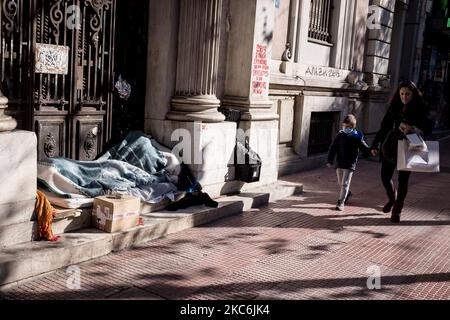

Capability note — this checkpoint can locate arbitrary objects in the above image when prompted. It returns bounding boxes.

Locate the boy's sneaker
[335,201,344,211]
[344,191,352,204]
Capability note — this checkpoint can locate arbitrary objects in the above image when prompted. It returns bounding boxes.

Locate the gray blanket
[38,132,177,203]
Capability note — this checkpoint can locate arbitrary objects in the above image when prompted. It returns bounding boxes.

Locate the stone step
[0,208,91,248]
[277,145,305,177]
[277,145,299,159]
[0,190,280,289]
[242,179,303,202]
[0,193,186,249]
[278,157,305,177]
[280,153,328,175]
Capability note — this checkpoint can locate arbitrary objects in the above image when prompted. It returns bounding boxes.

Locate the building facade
[146,0,436,193]
[269,0,432,175]
[0,0,436,197]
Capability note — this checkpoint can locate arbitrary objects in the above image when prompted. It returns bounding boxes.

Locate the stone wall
[0,131,37,247]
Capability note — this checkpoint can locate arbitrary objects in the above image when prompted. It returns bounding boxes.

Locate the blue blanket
[98,131,167,174]
[37,132,177,203]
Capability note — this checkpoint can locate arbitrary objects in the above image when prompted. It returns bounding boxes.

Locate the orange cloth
[35,191,59,241]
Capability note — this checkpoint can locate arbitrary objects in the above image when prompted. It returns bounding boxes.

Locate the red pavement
[1,138,450,300]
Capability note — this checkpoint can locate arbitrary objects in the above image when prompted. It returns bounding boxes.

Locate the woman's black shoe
[383,191,396,213]
[390,213,400,223]
[392,201,403,214]
[390,201,403,223]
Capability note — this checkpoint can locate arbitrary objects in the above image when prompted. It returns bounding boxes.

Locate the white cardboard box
[92,195,141,233]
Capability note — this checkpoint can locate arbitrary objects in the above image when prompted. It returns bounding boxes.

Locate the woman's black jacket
[371,101,432,161]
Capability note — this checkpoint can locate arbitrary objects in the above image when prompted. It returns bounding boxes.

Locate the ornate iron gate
[0,0,116,160]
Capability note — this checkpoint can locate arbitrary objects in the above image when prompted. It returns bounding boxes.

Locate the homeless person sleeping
[37,131,218,210]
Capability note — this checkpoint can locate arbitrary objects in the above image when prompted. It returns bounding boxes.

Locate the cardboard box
[92,195,141,233]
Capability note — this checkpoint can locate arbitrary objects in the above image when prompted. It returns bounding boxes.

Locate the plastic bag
[406,133,428,152]
[115,74,131,100]
[235,140,262,183]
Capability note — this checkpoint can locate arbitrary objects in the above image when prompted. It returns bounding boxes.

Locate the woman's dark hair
[388,80,424,110]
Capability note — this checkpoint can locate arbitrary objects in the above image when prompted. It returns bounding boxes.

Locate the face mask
[343,128,354,135]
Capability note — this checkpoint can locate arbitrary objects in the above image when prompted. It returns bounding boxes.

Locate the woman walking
[371,80,432,223]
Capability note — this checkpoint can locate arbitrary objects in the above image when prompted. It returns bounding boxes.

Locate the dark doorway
[110,0,149,145]
[308,112,339,156]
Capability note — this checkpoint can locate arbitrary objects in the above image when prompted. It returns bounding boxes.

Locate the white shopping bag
[397,139,440,173]
[406,133,427,152]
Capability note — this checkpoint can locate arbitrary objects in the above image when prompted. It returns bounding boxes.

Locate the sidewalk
[1,139,450,300]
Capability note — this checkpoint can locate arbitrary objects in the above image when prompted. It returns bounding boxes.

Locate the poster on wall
[252,44,270,96]
[35,43,69,75]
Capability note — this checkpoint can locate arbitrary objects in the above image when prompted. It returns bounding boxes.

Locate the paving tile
[3,154,450,300]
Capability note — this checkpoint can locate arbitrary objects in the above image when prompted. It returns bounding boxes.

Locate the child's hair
[343,114,357,127]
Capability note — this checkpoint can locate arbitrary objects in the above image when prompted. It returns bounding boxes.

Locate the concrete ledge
[279,154,328,174]
[0,200,36,228]
[0,183,302,289]
[0,208,92,248]
[0,221,36,248]
[0,231,112,288]
[53,209,92,235]
[242,181,304,203]
[112,200,245,252]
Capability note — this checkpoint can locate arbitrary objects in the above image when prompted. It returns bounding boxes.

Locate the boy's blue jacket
[327,129,371,171]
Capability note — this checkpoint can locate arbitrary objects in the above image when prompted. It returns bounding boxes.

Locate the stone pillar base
[166,110,225,123]
[168,96,225,122]
[157,119,279,197]
[160,120,237,197]
[0,117,17,132]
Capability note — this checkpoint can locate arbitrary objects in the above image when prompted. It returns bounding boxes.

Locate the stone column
[0,92,17,132]
[222,0,279,186]
[167,0,225,122]
[223,0,278,121]
[364,0,395,87]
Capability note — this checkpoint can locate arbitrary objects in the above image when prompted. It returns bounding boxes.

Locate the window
[308,0,333,44]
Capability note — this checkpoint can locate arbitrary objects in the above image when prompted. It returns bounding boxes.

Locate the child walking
[327,114,371,211]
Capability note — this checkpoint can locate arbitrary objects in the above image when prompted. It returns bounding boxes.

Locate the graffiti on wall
[304,66,343,79]
[252,44,270,96]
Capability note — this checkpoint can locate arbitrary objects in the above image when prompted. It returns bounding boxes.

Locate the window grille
[308,0,333,44]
